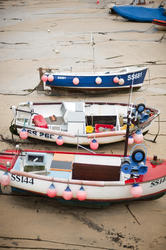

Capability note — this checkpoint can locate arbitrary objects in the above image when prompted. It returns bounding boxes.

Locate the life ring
[86,126,94,133]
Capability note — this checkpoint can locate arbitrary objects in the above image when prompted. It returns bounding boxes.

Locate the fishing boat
[152,19,166,30]
[10,101,159,149]
[40,66,147,91]
[0,144,165,205]
[112,5,166,22]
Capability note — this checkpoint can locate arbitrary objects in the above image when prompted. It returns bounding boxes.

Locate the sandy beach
[0,0,166,249]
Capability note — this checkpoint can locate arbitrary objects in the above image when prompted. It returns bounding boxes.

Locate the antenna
[91,33,95,73]
[124,77,135,156]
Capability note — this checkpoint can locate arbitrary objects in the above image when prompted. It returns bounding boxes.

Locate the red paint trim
[153,19,166,26]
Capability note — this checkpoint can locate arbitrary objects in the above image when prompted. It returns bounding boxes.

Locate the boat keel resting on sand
[9,101,159,148]
[0,144,165,206]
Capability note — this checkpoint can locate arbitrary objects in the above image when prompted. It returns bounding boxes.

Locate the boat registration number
[27,129,54,139]
[11,174,34,185]
[150,176,166,187]
[127,72,142,81]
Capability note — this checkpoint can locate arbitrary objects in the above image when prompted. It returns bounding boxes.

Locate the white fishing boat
[10,101,159,148]
[0,144,165,206]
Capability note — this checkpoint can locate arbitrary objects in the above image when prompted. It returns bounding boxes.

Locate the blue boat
[112,6,166,22]
[41,66,147,91]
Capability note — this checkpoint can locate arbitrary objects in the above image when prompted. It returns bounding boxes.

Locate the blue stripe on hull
[46,68,147,89]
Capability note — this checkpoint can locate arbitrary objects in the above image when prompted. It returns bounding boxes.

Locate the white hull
[0,169,165,201]
[11,101,159,146]
[16,127,150,145]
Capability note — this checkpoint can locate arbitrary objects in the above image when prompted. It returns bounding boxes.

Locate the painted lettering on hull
[127,72,143,81]
[150,177,166,187]
[26,129,54,139]
[11,174,34,185]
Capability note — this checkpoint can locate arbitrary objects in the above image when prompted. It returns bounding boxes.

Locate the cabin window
[24,153,46,172]
[27,154,44,163]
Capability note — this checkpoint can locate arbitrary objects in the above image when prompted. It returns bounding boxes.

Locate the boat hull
[152,19,166,30]
[10,101,159,146]
[112,6,166,22]
[0,149,165,206]
[15,126,148,145]
[44,67,147,90]
[0,170,165,204]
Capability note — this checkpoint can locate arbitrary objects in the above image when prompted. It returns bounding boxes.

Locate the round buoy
[73,77,79,85]
[56,136,64,146]
[41,74,48,82]
[130,183,143,198]
[128,135,134,145]
[62,186,73,200]
[1,172,10,186]
[113,77,119,84]
[76,186,87,201]
[47,183,57,198]
[47,74,54,82]
[133,130,144,144]
[95,77,102,85]
[90,139,99,150]
[19,128,28,140]
[118,78,125,85]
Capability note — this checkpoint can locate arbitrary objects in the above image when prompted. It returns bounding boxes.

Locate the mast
[91,33,95,73]
[124,105,132,157]
[124,76,134,157]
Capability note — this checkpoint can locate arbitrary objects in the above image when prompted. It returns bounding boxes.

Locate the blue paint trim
[112,6,166,22]
[46,68,147,89]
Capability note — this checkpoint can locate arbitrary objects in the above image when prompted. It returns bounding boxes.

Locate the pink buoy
[90,139,99,150]
[130,183,143,198]
[1,172,10,186]
[133,130,144,144]
[113,76,119,84]
[47,183,57,198]
[118,78,125,85]
[62,186,73,200]
[73,77,79,85]
[77,186,87,201]
[95,77,102,85]
[56,136,64,146]
[19,128,28,140]
[41,74,48,82]
[47,74,54,82]
[128,135,134,145]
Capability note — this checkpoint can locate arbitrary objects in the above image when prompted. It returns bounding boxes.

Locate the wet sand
[0,0,166,249]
